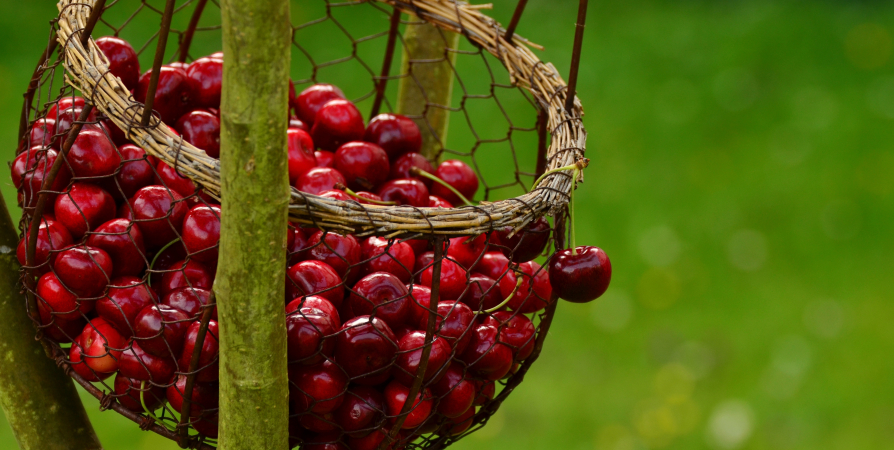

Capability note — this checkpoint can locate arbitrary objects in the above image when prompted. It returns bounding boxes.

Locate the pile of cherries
[13,35,612,449]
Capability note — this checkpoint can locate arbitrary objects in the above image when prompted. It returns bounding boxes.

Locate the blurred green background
[2,0,893,449]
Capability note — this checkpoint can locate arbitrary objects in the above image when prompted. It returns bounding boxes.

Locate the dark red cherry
[499,261,553,313]
[301,432,348,450]
[53,246,113,298]
[26,118,55,149]
[376,179,429,207]
[16,218,72,274]
[135,66,192,123]
[334,315,397,385]
[54,183,115,238]
[134,304,192,358]
[100,116,129,146]
[147,239,187,286]
[348,272,410,329]
[296,84,346,126]
[318,189,352,201]
[156,161,200,199]
[288,127,317,183]
[394,331,451,385]
[446,234,487,270]
[36,272,94,320]
[472,378,495,406]
[288,226,311,264]
[457,274,502,312]
[179,320,219,382]
[295,167,347,196]
[110,144,155,199]
[459,324,513,381]
[286,260,344,307]
[471,251,510,282]
[66,126,121,180]
[346,428,393,450]
[430,362,475,418]
[364,114,422,160]
[432,301,475,353]
[166,375,219,417]
[19,148,71,208]
[306,230,361,282]
[95,36,140,90]
[176,110,221,158]
[158,259,214,296]
[333,385,385,437]
[118,341,176,382]
[361,236,415,283]
[431,160,478,206]
[494,216,550,263]
[298,414,339,434]
[311,99,365,151]
[11,147,55,189]
[441,405,475,436]
[288,296,340,327]
[96,276,156,336]
[286,306,337,365]
[406,285,432,329]
[129,185,188,249]
[86,219,146,277]
[334,141,390,191]
[353,191,383,204]
[77,318,127,373]
[413,250,435,284]
[315,150,335,168]
[420,258,467,301]
[163,287,216,320]
[47,96,86,120]
[384,381,433,430]
[115,374,165,412]
[182,205,221,264]
[483,311,536,361]
[69,336,113,382]
[289,360,348,414]
[428,196,453,208]
[186,57,223,108]
[549,246,612,303]
[54,107,98,140]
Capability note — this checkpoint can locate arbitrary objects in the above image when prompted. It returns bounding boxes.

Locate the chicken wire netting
[12,0,581,448]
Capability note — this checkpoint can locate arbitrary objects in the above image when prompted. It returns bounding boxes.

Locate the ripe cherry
[289,116,308,131]
[54,183,116,238]
[319,190,352,201]
[156,161,200,199]
[298,413,339,434]
[441,406,475,436]
[471,252,509,282]
[179,320,220,382]
[129,185,188,249]
[110,144,155,199]
[364,114,422,160]
[96,276,156,336]
[53,246,113,298]
[286,260,344,308]
[115,375,165,412]
[334,141,390,191]
[549,246,612,303]
[47,96,86,120]
[289,360,348,414]
[311,99,365,151]
[288,128,317,184]
[36,272,93,320]
[360,236,415,283]
[346,428,393,450]
[37,301,85,344]
[77,318,127,373]
[86,219,146,277]
[472,378,495,406]
[166,375,219,417]
[11,147,56,189]
[314,150,335,168]
[186,57,223,108]
[432,301,475,353]
[459,323,513,381]
[431,160,478,206]
[306,230,361,282]
[55,107,98,140]
[384,381,433,430]
[483,311,536,361]
[430,362,475,418]
[118,340,176,383]
[135,66,192,123]
[394,331,451,385]
[158,259,214,296]
[406,285,432,328]
[288,296,340,327]
[19,148,70,208]
[333,385,385,437]
[334,315,397,385]
[499,261,553,313]
[348,272,411,329]
[163,287,216,320]
[296,167,347,195]
[296,84,345,126]
[16,218,72,274]
[286,306,337,365]
[457,274,502,312]
[95,36,140,90]
[493,216,550,263]
[182,205,221,264]
[420,258,467,301]
[376,178,429,208]
[134,304,192,358]
[429,196,454,208]
[69,339,113,382]
[26,119,55,149]
[446,234,487,270]
[288,226,310,264]
[176,110,221,158]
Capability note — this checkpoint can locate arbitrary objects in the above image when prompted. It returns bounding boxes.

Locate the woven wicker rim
[55,0,586,238]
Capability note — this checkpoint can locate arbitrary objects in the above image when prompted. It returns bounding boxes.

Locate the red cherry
[483,311,536,361]
[186,57,223,108]
[37,302,85,344]
[432,301,475,353]
[420,258,467,301]
[16,218,73,274]
[163,287,216,320]
[68,338,113,382]
[86,219,146,277]
[35,272,93,320]
[193,413,219,439]
[109,144,155,199]
[53,246,113,298]
[446,234,487,270]
[26,118,56,149]
[384,381,433,429]
[334,141,390,191]
[361,236,415,283]
[333,385,385,437]
[147,239,187,286]
[459,324,513,381]
[472,378,495,406]
[499,261,553,313]
[135,66,192,123]
[77,318,127,373]
[166,375,219,417]
[55,107,99,140]
[288,296,340,327]
[286,260,345,307]
[297,84,346,126]
[394,331,451,385]
[11,147,55,189]
[430,362,475,418]
[406,285,433,329]
[353,191,383,204]
[311,99,365,151]
[182,205,221,264]
[118,341,176,382]
[334,315,397,385]
[493,216,551,263]
[19,148,71,208]
[134,304,192,358]
[175,110,221,158]
[155,160,200,199]
[471,251,510,282]
[99,116,130,147]
[428,196,454,208]
[406,239,430,260]
[286,127,317,183]
[96,276,156,336]
[348,272,410,329]
[306,230,361,282]
[179,320,220,382]
[288,227,311,264]
[431,160,478,205]
[115,375,165,412]
[129,185,188,249]
[95,36,140,90]
[289,360,348,414]
[286,306,337,365]
[289,116,308,131]
[47,96,86,120]
[54,183,115,238]
[376,179,429,207]
[549,246,612,303]
[66,126,120,179]
[457,274,502,312]
[298,413,339,433]
[314,150,335,168]
[158,259,214,296]
[364,114,422,160]
[441,405,475,436]
[296,167,347,195]
[346,428,393,450]
[318,189,352,201]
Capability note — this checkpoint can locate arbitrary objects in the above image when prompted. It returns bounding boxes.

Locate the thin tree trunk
[396,22,461,162]
[216,0,291,449]
[0,194,102,450]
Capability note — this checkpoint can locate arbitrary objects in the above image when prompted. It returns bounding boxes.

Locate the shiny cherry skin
[156,160,199,199]
[96,276,156,336]
[364,114,422,160]
[289,116,308,131]
[26,118,55,149]
[95,36,140,90]
[115,374,165,412]
[459,323,513,381]
[296,167,347,196]
[413,250,435,284]
[20,148,71,208]
[86,219,146,277]
[182,205,221,264]
[146,240,187,286]
[318,190,352,201]
[432,301,475,353]
[286,306,337,365]
[315,150,335,168]
[361,236,415,283]
[348,272,410,329]
[493,216,550,263]
[457,274,502,312]
[446,234,487,270]
[66,126,120,179]
[289,359,348,414]
[394,331,451,385]
[54,183,116,238]
[288,295,340,327]
[483,311,536,361]
[186,57,223,108]
[296,84,346,126]
[471,251,510,282]
[420,258,467,301]
[135,66,192,123]
[53,246,113,298]
[346,428,393,450]
[472,378,495,406]
[77,318,127,373]
[334,315,398,385]
[134,304,192,358]
[36,272,93,320]
[167,375,219,417]
[69,338,113,382]
[179,320,220,382]
[306,230,361,282]
[110,144,155,199]
[176,110,221,158]
[549,246,612,303]
[286,260,344,307]
[118,341,176,382]
[429,196,454,208]
[11,147,56,189]
[163,287,216,320]
[288,127,317,183]
[288,226,311,264]
[333,386,385,437]
[376,178,429,208]
[47,96,86,120]
[384,381,433,429]
[334,141,390,191]
[37,304,84,344]
[54,107,98,140]
[16,218,72,274]
[311,99,365,151]
[406,285,432,329]
[499,261,553,313]
[431,160,478,206]
[431,362,475,418]
[129,185,188,249]
[158,259,214,296]
[353,191,383,204]
[441,405,475,436]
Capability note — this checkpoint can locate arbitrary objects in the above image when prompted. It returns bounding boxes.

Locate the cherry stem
[147,238,181,286]
[570,167,578,256]
[475,274,523,315]
[334,183,397,205]
[140,381,175,432]
[409,167,473,206]
[531,158,589,191]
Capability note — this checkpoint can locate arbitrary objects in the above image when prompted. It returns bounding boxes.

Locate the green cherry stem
[409,167,474,206]
[141,381,176,432]
[334,183,397,205]
[570,166,578,256]
[148,238,181,286]
[531,158,589,191]
[475,274,523,315]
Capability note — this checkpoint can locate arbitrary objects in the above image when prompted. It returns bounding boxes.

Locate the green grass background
[2,0,894,449]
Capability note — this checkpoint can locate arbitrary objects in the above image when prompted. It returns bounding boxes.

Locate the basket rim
[54,0,586,238]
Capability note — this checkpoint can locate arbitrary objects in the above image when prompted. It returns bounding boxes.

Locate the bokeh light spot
[845,23,892,70]
[705,400,754,449]
[803,299,845,339]
[726,229,768,272]
[653,363,695,404]
[637,268,682,310]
